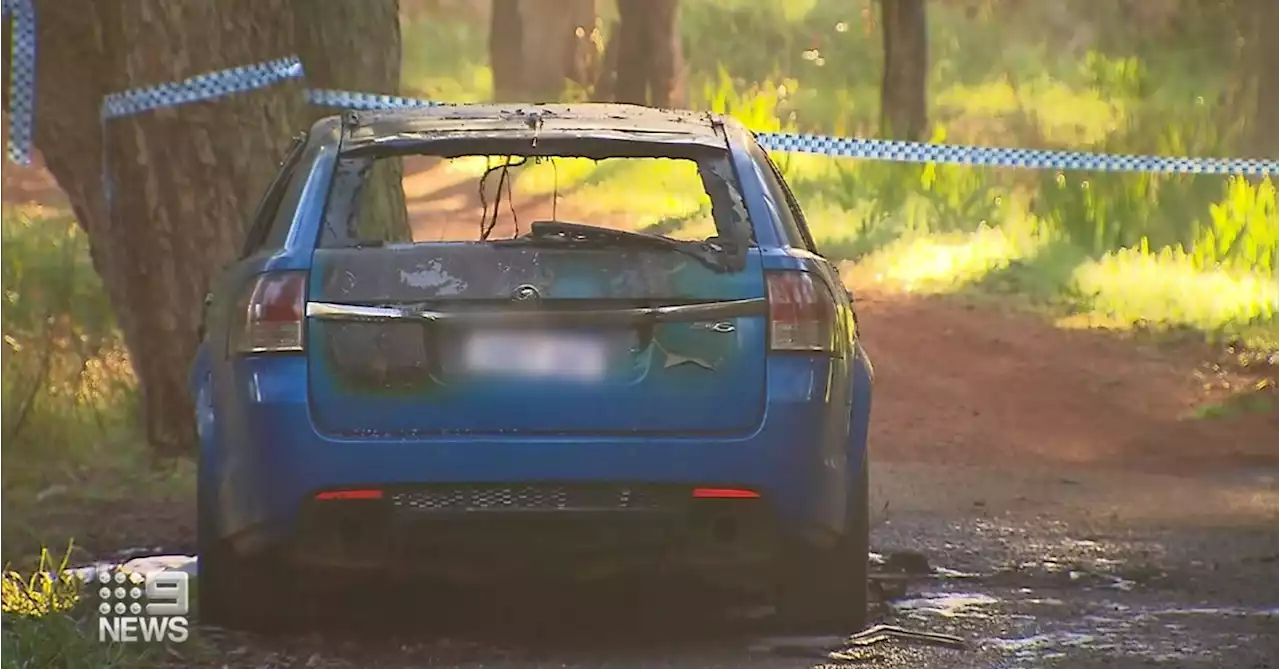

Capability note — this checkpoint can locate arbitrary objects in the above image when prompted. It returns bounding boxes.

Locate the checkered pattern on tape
[305,88,448,111]
[4,31,1267,180]
[100,56,304,120]
[756,132,1279,177]
[3,0,36,164]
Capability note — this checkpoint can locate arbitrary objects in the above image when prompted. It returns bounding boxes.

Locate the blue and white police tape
[10,44,1280,179]
[98,56,305,211]
[305,88,446,111]
[295,91,1279,177]
[2,0,36,164]
[755,132,1278,177]
[100,56,305,120]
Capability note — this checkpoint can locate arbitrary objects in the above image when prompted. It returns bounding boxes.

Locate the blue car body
[191,104,873,584]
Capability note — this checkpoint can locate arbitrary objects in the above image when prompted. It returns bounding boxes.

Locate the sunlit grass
[1,544,81,616]
[846,224,1044,293]
[517,157,714,230]
[1070,248,1279,337]
[515,157,617,195]
[934,76,1125,147]
[826,220,1279,349]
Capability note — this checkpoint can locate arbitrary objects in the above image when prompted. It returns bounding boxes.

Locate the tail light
[232,271,307,354]
[766,271,834,353]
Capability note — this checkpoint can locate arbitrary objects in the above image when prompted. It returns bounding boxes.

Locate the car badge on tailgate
[511,284,542,303]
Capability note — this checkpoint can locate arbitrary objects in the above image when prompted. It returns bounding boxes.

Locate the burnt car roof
[340,103,735,151]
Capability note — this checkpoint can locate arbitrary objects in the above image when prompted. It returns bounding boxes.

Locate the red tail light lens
[233,271,307,354]
[766,271,834,352]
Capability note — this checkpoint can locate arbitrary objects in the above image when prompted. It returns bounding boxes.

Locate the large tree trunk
[878,0,929,140]
[20,0,405,457]
[612,0,682,107]
[489,0,524,102]
[295,0,409,243]
[32,0,310,457]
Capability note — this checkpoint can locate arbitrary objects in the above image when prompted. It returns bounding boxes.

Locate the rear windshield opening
[319,148,753,253]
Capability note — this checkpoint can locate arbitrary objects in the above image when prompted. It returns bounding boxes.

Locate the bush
[1,545,159,669]
[1,208,137,494]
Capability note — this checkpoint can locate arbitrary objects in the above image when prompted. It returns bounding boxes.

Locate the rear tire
[776,456,870,633]
[197,492,293,631]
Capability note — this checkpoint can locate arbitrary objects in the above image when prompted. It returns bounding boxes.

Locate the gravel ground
[124,460,1274,669]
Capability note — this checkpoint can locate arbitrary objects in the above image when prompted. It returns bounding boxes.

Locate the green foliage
[0,545,159,669]
[915,128,1005,234]
[1,544,80,617]
[1078,51,1150,101]
[1,209,138,494]
[400,12,492,101]
[698,66,797,134]
[1194,177,1279,273]
[0,208,196,569]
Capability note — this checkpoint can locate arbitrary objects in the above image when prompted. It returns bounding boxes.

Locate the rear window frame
[239,134,308,259]
[747,141,820,253]
[318,136,758,250]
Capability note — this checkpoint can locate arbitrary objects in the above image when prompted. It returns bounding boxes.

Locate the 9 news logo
[93,569,190,644]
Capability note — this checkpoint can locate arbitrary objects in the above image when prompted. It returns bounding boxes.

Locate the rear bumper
[289,486,780,579]
[201,348,873,565]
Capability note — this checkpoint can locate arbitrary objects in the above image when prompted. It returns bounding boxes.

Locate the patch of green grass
[515,157,716,232]
[1,545,214,669]
[825,220,1279,350]
[1,611,150,669]
[1070,247,1278,340]
[1194,381,1277,420]
[400,12,492,101]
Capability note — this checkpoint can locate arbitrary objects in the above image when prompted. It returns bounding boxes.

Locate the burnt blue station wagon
[191,104,874,630]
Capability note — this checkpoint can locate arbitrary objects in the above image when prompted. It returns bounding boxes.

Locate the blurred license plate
[462,331,607,380]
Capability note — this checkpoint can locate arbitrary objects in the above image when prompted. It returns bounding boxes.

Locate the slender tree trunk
[878,0,929,140]
[295,0,409,243]
[646,0,683,108]
[1243,0,1278,158]
[489,0,524,101]
[613,0,682,107]
[514,0,596,101]
[34,0,310,457]
[593,19,621,101]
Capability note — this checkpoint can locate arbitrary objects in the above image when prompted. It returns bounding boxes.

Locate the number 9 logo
[144,572,189,616]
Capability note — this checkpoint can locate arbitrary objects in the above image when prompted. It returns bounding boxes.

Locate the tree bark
[32,0,310,457]
[612,0,682,107]
[508,0,596,102]
[295,0,409,243]
[489,0,524,102]
[878,0,929,140]
[1242,0,1278,158]
[18,0,405,457]
[593,19,622,101]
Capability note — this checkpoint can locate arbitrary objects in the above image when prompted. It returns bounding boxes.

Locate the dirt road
[5,160,1277,668]
[161,459,1276,669]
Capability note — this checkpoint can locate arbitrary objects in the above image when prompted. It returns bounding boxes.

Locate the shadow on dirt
[209,575,771,656]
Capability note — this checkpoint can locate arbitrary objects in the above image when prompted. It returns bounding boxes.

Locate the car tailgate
[305,243,767,436]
